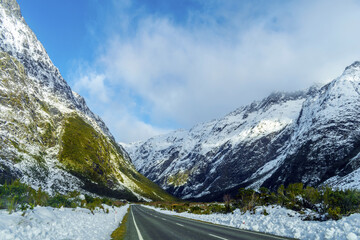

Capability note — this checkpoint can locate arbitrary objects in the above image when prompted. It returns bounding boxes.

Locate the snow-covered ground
[143,205,360,240]
[0,204,129,240]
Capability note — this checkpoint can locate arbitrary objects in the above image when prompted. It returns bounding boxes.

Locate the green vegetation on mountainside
[167,171,189,187]
[58,115,176,202]
[0,51,176,202]
[59,115,122,185]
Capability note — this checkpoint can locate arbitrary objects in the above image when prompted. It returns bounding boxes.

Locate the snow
[0,204,129,240]
[143,205,360,240]
[127,59,360,199]
[0,1,154,200]
[324,167,360,190]
[125,92,308,198]
[0,0,116,141]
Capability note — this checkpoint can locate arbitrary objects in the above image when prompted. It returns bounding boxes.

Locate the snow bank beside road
[143,205,360,240]
[0,204,129,240]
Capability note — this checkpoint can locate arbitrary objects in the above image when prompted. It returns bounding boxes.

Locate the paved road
[124,205,295,240]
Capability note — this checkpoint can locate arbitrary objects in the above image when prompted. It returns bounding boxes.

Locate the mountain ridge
[126,62,360,200]
[0,0,175,202]
[125,87,314,199]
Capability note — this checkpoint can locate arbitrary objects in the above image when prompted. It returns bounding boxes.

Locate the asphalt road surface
[124,205,295,240]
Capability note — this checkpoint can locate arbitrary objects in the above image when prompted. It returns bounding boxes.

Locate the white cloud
[102,107,170,143]
[73,72,110,103]
[72,0,360,142]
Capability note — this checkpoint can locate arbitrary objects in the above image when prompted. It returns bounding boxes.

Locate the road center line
[209,233,228,240]
[176,223,184,227]
[131,207,144,240]
[141,206,289,240]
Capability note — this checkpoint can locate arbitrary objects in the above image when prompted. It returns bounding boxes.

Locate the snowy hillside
[261,61,360,190]
[0,0,174,202]
[126,63,360,200]
[126,89,316,199]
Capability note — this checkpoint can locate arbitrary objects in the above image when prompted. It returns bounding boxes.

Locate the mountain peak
[0,0,22,20]
[0,0,176,202]
[344,61,360,71]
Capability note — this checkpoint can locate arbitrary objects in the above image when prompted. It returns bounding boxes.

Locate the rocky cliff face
[126,89,316,200]
[0,0,175,202]
[126,63,360,201]
[261,62,360,191]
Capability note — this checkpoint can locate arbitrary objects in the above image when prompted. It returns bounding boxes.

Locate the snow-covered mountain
[126,64,360,200]
[0,0,175,202]
[261,61,360,190]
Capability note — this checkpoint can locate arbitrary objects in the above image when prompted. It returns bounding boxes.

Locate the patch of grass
[10,140,21,151]
[167,171,189,187]
[124,169,178,202]
[41,122,56,147]
[39,100,50,114]
[58,115,115,185]
[111,207,130,240]
[12,155,24,163]
[59,114,177,202]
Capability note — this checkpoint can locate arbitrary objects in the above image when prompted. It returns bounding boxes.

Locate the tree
[223,194,232,213]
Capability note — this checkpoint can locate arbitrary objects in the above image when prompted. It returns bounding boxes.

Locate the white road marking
[209,233,229,240]
[131,208,144,240]
[161,218,166,220]
[140,206,288,240]
[175,223,184,227]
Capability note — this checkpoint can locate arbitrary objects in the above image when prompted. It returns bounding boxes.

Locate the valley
[0,0,360,239]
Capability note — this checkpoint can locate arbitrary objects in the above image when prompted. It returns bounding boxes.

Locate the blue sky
[17,0,360,143]
[17,1,96,75]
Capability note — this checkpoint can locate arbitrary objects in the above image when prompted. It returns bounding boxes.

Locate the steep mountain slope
[126,89,316,200]
[261,61,360,190]
[0,0,175,202]
[126,64,360,200]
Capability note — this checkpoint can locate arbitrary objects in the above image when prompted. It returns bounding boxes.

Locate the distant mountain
[0,0,175,202]
[126,63,360,201]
